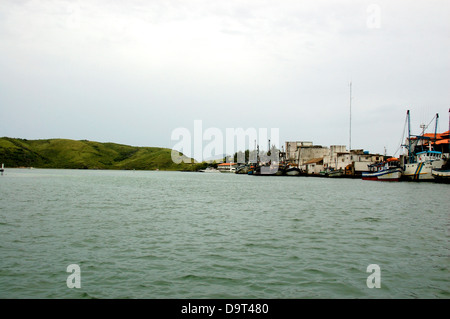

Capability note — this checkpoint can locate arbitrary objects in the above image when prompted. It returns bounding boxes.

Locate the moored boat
[235,164,250,174]
[402,150,445,180]
[327,169,344,177]
[199,166,221,173]
[252,163,286,176]
[362,158,402,181]
[401,110,448,181]
[431,168,450,183]
[319,168,343,177]
[285,166,301,176]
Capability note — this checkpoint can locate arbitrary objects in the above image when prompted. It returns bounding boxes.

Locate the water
[0,168,448,299]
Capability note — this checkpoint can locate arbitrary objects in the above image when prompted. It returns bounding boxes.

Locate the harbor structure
[285,141,313,164]
[298,147,384,176]
[324,149,384,175]
[285,141,329,166]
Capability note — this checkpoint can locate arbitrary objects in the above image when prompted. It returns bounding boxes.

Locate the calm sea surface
[0,168,448,299]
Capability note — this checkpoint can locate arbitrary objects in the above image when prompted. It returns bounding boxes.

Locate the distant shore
[0,137,199,171]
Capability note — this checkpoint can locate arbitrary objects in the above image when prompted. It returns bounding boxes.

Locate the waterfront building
[323,149,384,175]
[285,141,385,176]
[285,141,313,164]
[285,141,330,166]
[302,158,324,175]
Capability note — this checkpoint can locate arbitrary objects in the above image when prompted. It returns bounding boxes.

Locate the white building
[324,149,384,174]
[302,158,324,175]
[285,141,329,166]
[285,140,384,175]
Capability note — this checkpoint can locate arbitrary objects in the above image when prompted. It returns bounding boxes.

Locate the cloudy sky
[0,0,449,159]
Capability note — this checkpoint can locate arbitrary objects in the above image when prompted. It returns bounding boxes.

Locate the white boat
[285,167,301,176]
[362,158,402,181]
[199,167,221,173]
[402,151,445,181]
[217,162,237,173]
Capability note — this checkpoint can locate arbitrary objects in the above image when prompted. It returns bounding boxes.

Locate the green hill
[0,137,197,171]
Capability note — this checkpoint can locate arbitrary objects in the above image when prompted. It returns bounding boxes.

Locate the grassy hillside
[0,137,197,171]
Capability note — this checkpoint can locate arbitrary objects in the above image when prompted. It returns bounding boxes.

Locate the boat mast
[253,139,256,164]
[349,81,352,151]
[257,144,260,164]
[407,110,412,163]
[434,113,439,150]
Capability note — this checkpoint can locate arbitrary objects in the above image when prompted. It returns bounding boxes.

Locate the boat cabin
[415,150,442,163]
[368,158,401,172]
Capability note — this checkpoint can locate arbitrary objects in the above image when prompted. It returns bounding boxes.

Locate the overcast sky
[1,0,449,159]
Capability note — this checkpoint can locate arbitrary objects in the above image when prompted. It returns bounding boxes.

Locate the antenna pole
[349,81,352,151]
[407,110,412,163]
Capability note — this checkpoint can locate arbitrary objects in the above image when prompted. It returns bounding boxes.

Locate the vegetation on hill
[0,137,200,171]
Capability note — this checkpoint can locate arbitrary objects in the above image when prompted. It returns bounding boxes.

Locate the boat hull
[327,170,344,178]
[402,159,445,181]
[362,168,402,181]
[432,169,450,183]
[285,168,301,176]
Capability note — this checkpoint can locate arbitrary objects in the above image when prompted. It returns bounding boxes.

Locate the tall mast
[349,81,352,151]
[257,144,260,164]
[434,113,439,150]
[254,139,256,163]
[407,110,412,163]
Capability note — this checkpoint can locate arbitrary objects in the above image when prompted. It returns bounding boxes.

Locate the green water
[0,169,448,298]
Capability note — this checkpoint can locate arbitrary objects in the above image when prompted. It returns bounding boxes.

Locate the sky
[0,0,449,160]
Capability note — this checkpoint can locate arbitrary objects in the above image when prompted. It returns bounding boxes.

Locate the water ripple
[0,169,448,298]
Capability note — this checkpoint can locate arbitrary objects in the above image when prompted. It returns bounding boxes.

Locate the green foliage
[0,137,195,171]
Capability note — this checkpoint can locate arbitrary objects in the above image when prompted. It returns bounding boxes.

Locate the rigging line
[394,113,408,157]
[420,113,438,135]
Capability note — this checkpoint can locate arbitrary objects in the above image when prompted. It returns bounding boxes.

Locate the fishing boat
[401,110,447,181]
[285,166,301,176]
[319,168,343,177]
[249,140,288,176]
[403,150,446,180]
[235,164,250,174]
[362,158,402,181]
[430,109,450,183]
[252,163,286,176]
[327,169,344,178]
